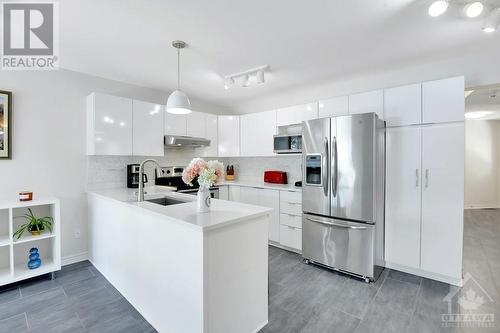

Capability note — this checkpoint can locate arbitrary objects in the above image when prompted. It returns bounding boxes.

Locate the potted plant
[13,208,53,240]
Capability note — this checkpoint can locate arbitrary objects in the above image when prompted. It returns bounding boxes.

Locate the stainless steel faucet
[137,159,162,202]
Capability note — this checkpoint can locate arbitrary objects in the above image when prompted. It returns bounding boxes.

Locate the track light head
[428,0,449,17]
[483,8,500,33]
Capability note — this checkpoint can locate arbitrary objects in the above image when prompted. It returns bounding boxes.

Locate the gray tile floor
[0,209,498,332]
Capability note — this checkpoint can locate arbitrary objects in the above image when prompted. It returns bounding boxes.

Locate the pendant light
[166,40,192,114]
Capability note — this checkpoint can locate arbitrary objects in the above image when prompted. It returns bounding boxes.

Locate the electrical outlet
[74,228,81,239]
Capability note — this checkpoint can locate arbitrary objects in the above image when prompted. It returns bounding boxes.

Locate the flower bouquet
[182,158,224,212]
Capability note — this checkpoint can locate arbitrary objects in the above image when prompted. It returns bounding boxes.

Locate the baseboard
[62,251,89,266]
[386,261,463,287]
[465,205,499,210]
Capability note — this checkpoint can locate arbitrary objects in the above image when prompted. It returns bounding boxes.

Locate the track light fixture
[223,65,269,89]
[463,2,484,18]
[483,8,500,33]
[428,0,449,17]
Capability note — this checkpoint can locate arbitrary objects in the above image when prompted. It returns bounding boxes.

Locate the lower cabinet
[218,185,229,200]
[279,225,302,251]
[279,191,302,252]
[239,187,280,243]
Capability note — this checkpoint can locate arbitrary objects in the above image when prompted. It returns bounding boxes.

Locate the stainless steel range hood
[164,135,210,148]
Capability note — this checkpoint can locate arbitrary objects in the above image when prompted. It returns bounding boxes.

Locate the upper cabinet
[132,100,164,157]
[384,84,422,127]
[218,116,240,157]
[87,93,133,156]
[318,96,348,118]
[197,113,218,157]
[240,110,276,156]
[164,113,186,136]
[422,76,464,124]
[348,90,383,118]
[186,111,206,138]
[276,103,318,126]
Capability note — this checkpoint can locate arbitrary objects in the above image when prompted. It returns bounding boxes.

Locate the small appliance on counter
[225,165,235,181]
[264,171,288,184]
[127,164,148,189]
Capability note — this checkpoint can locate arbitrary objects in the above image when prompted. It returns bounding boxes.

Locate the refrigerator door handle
[323,137,329,196]
[332,136,338,197]
[305,217,367,230]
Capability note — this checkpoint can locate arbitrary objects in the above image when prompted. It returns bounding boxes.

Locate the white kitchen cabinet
[132,100,164,156]
[239,187,280,243]
[218,116,240,157]
[240,110,276,156]
[276,103,318,126]
[385,123,464,284]
[422,76,464,124]
[186,111,206,138]
[86,93,133,155]
[218,185,229,200]
[384,84,421,127]
[279,191,302,252]
[348,90,383,119]
[198,113,218,157]
[420,123,464,279]
[385,127,422,269]
[228,185,241,202]
[164,112,187,136]
[318,96,348,118]
[279,225,302,251]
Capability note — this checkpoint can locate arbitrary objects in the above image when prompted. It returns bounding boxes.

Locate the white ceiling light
[464,2,484,18]
[483,8,500,33]
[256,70,265,84]
[465,111,493,119]
[166,40,192,114]
[428,0,449,17]
[224,65,269,89]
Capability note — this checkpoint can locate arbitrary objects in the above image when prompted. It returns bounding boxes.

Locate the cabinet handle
[415,169,419,187]
[425,169,429,188]
[287,202,301,205]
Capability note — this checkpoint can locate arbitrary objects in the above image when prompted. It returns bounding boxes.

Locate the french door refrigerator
[302,113,385,282]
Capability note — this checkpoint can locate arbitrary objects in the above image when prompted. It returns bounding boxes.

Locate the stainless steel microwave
[273,134,302,154]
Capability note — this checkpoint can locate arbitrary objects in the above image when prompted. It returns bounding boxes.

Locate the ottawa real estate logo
[1,1,59,70]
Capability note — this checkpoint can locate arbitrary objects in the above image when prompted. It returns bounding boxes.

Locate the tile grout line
[24,312,30,330]
[75,311,86,330]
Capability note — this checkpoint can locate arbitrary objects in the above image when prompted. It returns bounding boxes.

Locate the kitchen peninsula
[87,186,271,333]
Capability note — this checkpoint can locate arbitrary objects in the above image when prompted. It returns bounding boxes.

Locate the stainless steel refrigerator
[302,113,385,282]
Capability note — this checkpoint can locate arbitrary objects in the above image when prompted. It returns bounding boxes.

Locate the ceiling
[60,0,500,110]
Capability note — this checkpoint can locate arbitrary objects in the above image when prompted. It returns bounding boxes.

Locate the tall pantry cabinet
[384,76,465,286]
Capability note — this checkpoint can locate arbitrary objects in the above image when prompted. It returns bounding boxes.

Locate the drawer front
[280,201,302,216]
[280,225,302,251]
[280,213,302,228]
[280,191,302,204]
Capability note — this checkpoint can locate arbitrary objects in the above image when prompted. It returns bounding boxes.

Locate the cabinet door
[228,185,241,202]
[349,90,383,118]
[421,123,464,279]
[422,76,464,124]
[218,116,240,157]
[186,111,206,138]
[91,93,133,155]
[240,110,276,156]
[218,185,229,200]
[132,100,164,156]
[385,127,422,269]
[239,186,260,205]
[318,96,348,118]
[258,189,280,243]
[384,84,421,127]
[198,113,218,157]
[276,103,318,126]
[164,113,186,136]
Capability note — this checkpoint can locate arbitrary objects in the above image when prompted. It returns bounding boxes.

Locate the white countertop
[219,180,302,192]
[87,186,273,232]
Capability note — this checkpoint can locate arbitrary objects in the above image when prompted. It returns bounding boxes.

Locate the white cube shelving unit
[0,198,61,286]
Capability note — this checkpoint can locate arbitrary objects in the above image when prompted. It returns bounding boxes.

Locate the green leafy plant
[13,208,53,240]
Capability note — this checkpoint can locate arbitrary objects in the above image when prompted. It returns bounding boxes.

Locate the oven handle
[305,217,367,230]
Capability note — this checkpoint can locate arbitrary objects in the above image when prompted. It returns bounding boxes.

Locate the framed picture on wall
[0,90,12,159]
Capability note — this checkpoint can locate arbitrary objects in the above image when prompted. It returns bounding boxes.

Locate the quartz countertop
[219,180,302,192]
[87,186,273,232]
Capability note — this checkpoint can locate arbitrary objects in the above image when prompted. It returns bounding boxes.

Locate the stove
[155,166,219,198]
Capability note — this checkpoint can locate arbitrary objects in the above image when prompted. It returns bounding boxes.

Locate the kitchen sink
[146,197,187,206]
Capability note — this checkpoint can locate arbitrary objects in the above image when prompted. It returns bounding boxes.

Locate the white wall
[465,120,500,209]
[0,69,225,262]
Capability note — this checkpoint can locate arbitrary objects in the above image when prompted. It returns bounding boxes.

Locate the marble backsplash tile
[87,150,301,189]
